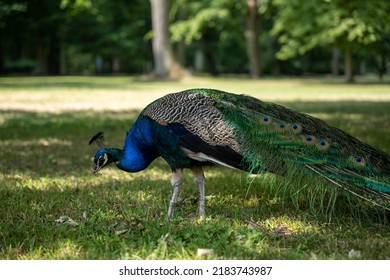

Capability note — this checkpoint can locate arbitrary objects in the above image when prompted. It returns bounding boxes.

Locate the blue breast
[118,116,159,172]
[120,115,199,171]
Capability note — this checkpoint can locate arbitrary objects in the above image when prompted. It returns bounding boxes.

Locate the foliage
[0,0,389,76]
[0,0,151,74]
[271,0,390,60]
[170,0,248,74]
[170,0,234,44]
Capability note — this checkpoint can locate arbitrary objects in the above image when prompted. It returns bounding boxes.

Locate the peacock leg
[191,166,206,217]
[168,168,183,218]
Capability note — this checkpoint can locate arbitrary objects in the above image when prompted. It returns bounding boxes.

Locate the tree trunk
[48,34,60,75]
[0,32,4,74]
[204,50,218,76]
[331,47,340,76]
[37,40,48,75]
[344,49,354,83]
[59,26,67,75]
[176,8,187,67]
[359,61,365,75]
[176,42,186,67]
[194,49,204,72]
[149,0,174,78]
[245,0,260,78]
[60,42,67,75]
[202,32,218,76]
[378,54,386,81]
[112,58,120,73]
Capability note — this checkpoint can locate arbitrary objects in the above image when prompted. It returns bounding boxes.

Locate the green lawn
[0,76,389,259]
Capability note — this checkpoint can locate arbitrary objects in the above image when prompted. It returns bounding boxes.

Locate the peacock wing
[142,91,245,170]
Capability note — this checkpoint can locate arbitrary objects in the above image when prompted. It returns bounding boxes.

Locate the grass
[0,75,390,260]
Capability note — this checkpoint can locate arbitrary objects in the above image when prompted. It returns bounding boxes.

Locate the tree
[271,0,390,82]
[0,1,27,73]
[2,0,387,77]
[170,0,258,77]
[62,0,152,74]
[170,0,229,76]
[245,0,260,78]
[331,48,340,76]
[149,0,175,78]
[0,0,64,75]
[0,0,152,75]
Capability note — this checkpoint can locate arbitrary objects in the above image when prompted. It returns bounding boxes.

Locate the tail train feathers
[305,164,390,211]
[198,89,390,209]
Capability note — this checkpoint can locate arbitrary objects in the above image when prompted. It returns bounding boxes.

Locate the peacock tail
[142,89,390,209]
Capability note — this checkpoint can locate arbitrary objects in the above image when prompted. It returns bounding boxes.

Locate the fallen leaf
[115,229,129,235]
[348,249,362,259]
[55,216,79,226]
[197,248,214,257]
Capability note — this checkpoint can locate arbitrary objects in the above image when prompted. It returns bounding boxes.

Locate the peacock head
[93,148,119,174]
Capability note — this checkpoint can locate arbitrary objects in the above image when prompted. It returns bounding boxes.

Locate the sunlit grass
[0,76,389,260]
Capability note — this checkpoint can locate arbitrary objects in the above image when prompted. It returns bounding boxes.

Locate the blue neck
[116,116,158,172]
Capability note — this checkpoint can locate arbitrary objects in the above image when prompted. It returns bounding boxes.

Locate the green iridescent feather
[191,89,390,208]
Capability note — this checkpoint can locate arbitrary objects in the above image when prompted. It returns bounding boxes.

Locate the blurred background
[1,0,390,260]
[1,0,389,82]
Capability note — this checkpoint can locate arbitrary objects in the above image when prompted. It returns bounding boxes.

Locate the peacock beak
[93,164,103,174]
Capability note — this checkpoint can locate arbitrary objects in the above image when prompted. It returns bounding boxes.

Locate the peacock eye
[315,139,330,150]
[98,153,108,166]
[289,123,302,134]
[350,156,366,167]
[259,115,272,125]
[274,121,287,132]
[301,135,316,145]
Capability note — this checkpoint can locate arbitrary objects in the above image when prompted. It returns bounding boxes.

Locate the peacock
[89,88,390,217]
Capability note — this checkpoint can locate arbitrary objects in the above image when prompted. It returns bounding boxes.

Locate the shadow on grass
[0,76,140,90]
[0,76,389,92]
[295,77,390,86]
